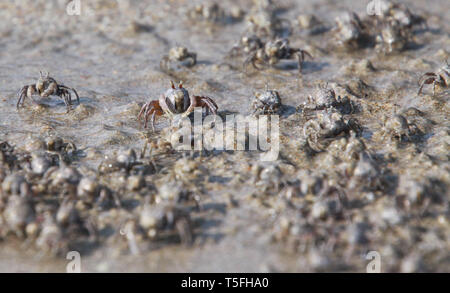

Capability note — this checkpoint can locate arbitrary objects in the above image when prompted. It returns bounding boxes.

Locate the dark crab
[418,60,449,96]
[137,81,218,131]
[252,85,282,115]
[244,38,312,74]
[17,71,80,112]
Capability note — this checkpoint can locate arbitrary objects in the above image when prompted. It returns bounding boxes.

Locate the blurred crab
[186,3,225,24]
[139,201,193,245]
[367,0,426,29]
[303,110,362,152]
[3,194,35,238]
[17,71,80,112]
[380,114,420,142]
[229,35,264,56]
[138,81,218,131]
[160,46,197,72]
[375,19,410,53]
[418,60,449,95]
[333,12,368,49]
[244,38,312,74]
[246,8,291,37]
[252,85,282,115]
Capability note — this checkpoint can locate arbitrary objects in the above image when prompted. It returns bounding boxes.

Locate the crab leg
[293,49,312,74]
[194,96,218,115]
[17,85,39,109]
[138,100,163,131]
[59,85,80,104]
[418,75,437,95]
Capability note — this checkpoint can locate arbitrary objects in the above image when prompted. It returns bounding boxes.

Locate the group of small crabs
[16,56,448,131]
[0,139,198,255]
[16,0,447,131]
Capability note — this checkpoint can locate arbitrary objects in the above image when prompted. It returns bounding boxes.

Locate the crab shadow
[274,60,329,74]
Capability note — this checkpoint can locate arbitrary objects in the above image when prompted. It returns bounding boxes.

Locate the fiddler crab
[160,46,197,73]
[17,71,80,112]
[303,109,362,152]
[137,81,218,131]
[299,84,354,115]
[418,60,449,96]
[252,85,282,115]
[244,38,312,74]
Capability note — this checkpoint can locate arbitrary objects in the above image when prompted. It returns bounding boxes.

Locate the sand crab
[139,201,193,245]
[303,110,362,152]
[418,60,449,95]
[299,85,354,115]
[17,71,80,112]
[137,81,218,131]
[244,38,312,74]
[160,47,197,72]
[252,85,282,115]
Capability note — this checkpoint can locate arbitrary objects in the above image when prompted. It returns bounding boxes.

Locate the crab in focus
[138,81,218,131]
[244,38,312,74]
[418,60,449,95]
[17,71,80,112]
[160,47,197,72]
[252,85,282,115]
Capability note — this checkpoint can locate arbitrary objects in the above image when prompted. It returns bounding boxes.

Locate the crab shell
[169,47,189,61]
[255,90,281,107]
[159,85,192,116]
[314,88,336,107]
[35,72,57,95]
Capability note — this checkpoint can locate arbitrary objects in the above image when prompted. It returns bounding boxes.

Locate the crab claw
[178,81,183,88]
[170,80,175,89]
